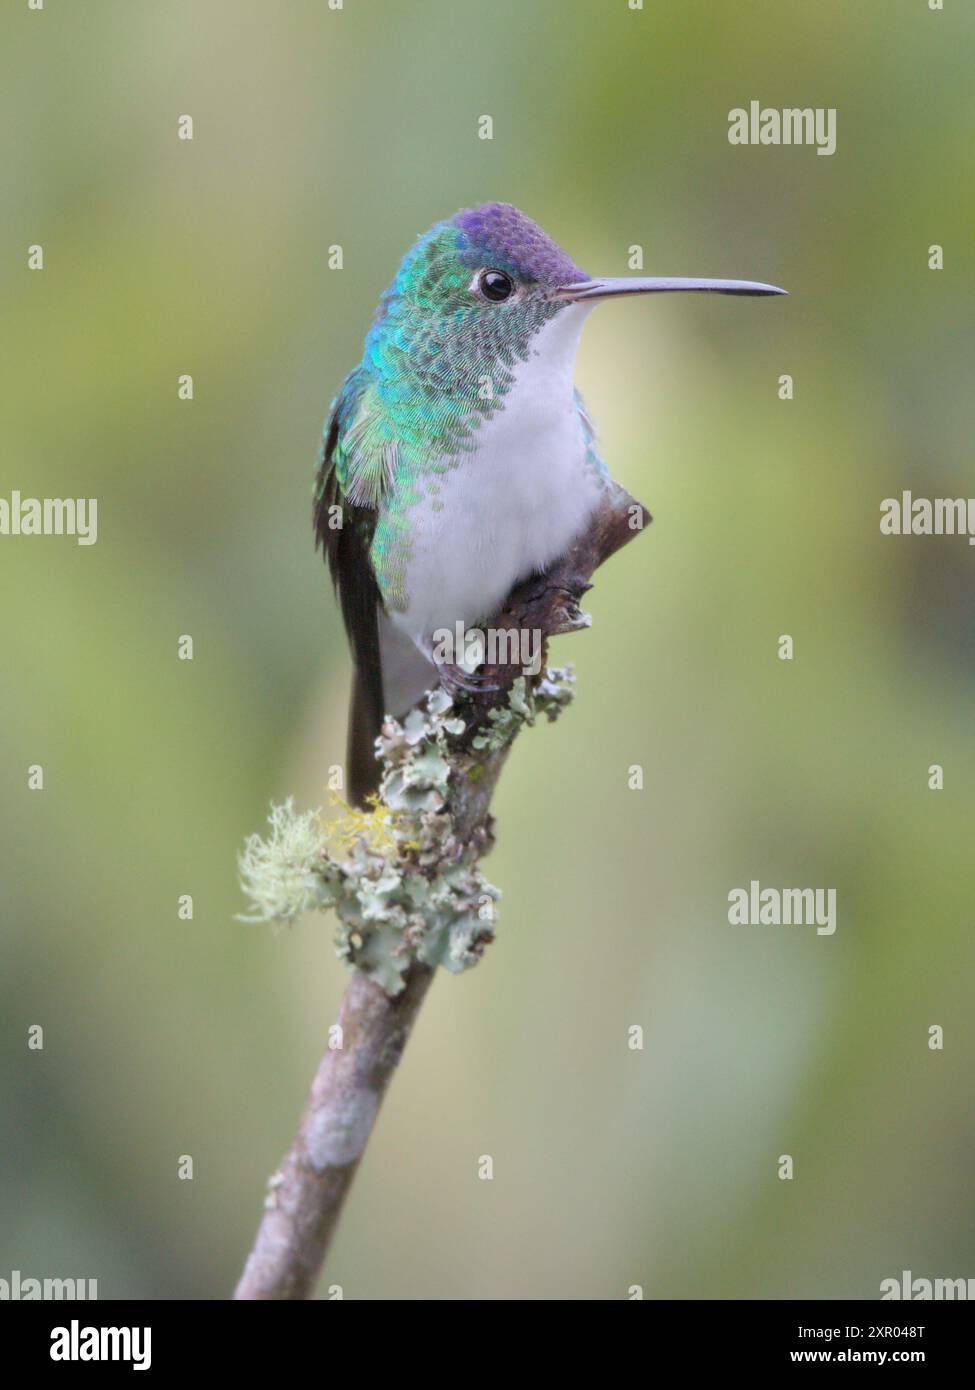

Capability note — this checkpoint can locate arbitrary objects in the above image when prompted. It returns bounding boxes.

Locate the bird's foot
[437,660,504,699]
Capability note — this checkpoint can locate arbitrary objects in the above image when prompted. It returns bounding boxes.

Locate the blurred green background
[2,0,973,1300]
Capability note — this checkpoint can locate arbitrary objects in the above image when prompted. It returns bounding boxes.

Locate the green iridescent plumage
[318,218,575,609]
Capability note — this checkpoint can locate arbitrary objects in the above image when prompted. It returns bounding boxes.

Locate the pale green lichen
[237,672,575,995]
[471,667,576,752]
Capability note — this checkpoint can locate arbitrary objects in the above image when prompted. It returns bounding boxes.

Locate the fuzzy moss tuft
[237,799,332,925]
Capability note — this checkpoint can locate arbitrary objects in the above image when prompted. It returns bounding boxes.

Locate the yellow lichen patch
[322,794,396,855]
[323,794,400,857]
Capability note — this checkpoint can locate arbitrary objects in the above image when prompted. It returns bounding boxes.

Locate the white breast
[391,304,603,647]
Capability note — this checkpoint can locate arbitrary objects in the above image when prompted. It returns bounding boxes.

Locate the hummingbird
[315,202,785,805]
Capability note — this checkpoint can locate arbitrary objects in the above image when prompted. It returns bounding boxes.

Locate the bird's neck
[364,301,589,470]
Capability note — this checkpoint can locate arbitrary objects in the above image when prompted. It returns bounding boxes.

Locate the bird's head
[362,202,784,454]
[367,203,587,382]
[372,201,784,328]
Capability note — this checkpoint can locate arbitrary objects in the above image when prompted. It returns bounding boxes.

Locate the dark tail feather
[347,666,384,808]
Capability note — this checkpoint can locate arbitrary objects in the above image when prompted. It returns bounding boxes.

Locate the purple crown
[452,203,586,286]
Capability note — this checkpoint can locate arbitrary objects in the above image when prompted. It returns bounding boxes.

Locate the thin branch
[234,481,649,1299]
[234,963,434,1300]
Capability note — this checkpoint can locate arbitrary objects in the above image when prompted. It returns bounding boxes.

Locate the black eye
[478,269,514,302]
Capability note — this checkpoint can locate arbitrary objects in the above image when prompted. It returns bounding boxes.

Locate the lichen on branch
[237,671,575,995]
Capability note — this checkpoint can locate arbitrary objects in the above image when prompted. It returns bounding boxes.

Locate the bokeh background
[2,0,973,1300]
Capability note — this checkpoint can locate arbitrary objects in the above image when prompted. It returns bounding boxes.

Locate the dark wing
[314,368,388,805]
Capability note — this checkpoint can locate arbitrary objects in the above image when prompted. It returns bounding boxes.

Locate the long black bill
[556,276,787,301]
